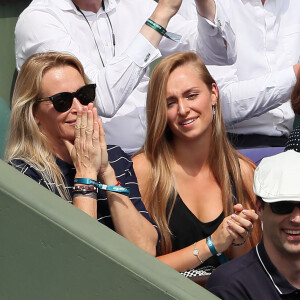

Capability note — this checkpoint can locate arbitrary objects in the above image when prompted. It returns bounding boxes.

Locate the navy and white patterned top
[285,125,300,153]
[9,145,155,232]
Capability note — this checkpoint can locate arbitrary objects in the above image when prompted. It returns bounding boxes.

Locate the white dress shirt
[15,0,236,154]
[179,0,300,137]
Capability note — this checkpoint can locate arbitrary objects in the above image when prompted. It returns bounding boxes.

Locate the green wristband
[145,19,182,43]
[145,19,167,36]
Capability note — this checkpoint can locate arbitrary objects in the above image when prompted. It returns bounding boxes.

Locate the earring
[212,105,216,118]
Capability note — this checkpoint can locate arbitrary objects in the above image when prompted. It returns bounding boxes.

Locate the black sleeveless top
[168,179,237,270]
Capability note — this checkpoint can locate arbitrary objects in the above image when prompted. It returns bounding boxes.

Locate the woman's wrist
[210,232,222,253]
[75,171,97,181]
[99,164,117,185]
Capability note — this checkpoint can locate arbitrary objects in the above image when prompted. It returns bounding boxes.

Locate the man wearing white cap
[206,150,300,299]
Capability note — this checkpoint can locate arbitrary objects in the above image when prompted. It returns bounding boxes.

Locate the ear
[256,198,264,220]
[211,83,218,106]
[34,115,40,125]
[33,105,40,125]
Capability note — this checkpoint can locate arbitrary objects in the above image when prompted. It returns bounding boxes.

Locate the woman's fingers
[97,115,106,146]
[241,209,258,222]
[80,106,88,148]
[75,109,82,141]
[227,218,248,238]
[231,213,255,231]
[226,225,240,240]
[85,109,94,150]
[233,203,243,213]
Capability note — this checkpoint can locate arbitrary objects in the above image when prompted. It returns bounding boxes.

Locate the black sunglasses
[37,84,96,112]
[269,201,300,215]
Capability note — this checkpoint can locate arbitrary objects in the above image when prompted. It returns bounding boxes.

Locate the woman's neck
[172,132,212,173]
[51,141,73,165]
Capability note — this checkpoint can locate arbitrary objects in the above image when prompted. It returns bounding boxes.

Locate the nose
[177,98,190,116]
[70,97,83,112]
[289,207,300,224]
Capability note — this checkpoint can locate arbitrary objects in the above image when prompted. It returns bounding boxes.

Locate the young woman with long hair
[133,52,262,272]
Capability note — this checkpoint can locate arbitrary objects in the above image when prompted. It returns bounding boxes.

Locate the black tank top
[168,178,237,269]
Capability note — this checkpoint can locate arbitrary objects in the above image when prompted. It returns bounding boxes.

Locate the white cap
[253,150,300,203]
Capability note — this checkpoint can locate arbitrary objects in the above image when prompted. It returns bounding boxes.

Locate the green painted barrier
[0,98,10,159]
[0,159,218,299]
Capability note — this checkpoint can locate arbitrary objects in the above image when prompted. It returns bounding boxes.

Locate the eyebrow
[166,87,199,101]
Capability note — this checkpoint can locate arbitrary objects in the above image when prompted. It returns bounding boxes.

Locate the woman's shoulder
[132,152,151,175]
[8,158,44,181]
[132,152,149,168]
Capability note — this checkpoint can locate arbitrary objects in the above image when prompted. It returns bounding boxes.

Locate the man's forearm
[195,0,216,22]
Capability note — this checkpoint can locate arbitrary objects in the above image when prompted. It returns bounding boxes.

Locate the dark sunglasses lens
[76,84,96,105]
[52,93,73,112]
[270,202,294,215]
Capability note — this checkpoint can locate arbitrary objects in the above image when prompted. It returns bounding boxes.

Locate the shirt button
[144,53,150,62]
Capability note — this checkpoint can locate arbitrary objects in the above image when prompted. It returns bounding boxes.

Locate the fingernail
[242,210,247,214]
[227,220,231,224]
[232,214,236,219]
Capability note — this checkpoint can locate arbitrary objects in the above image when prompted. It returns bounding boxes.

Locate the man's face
[257,201,300,257]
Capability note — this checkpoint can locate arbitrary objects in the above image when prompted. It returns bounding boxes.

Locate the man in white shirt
[15,0,236,155]
[179,0,300,163]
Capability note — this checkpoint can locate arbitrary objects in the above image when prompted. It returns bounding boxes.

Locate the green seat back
[0,0,31,106]
[0,98,11,159]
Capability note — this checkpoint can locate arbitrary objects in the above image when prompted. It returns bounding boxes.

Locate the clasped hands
[212,204,258,253]
[64,103,112,182]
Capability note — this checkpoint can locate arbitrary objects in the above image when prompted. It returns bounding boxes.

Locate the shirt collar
[256,240,299,296]
[55,0,118,13]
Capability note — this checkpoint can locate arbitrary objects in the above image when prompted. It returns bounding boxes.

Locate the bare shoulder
[132,152,151,178]
[132,153,152,202]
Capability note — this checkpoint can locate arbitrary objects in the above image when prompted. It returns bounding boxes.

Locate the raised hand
[210,204,258,253]
[64,102,101,180]
[210,215,236,254]
[227,204,258,246]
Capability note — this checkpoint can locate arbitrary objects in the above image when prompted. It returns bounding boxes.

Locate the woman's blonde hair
[5,52,90,201]
[142,52,259,254]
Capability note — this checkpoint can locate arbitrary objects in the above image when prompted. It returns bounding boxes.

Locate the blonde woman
[6,52,158,255]
[133,52,261,273]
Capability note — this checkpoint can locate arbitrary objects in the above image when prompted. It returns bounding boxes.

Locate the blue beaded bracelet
[206,235,228,264]
[74,178,130,196]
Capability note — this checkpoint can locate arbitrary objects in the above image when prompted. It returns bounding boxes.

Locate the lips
[284,229,300,235]
[179,117,198,126]
[282,229,300,241]
[66,119,77,125]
